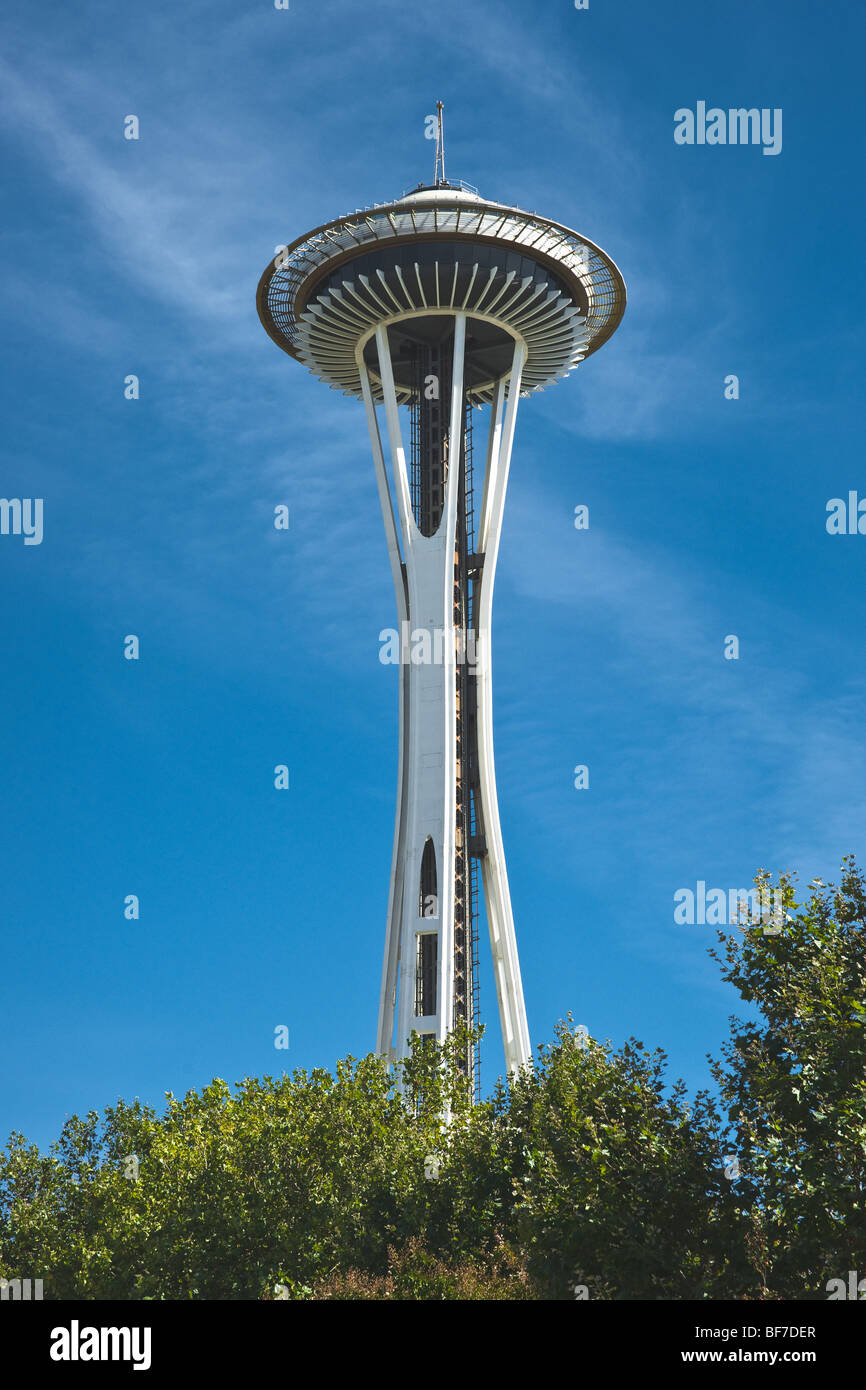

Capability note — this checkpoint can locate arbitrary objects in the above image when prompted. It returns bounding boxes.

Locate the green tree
[709,858,866,1298]
[0,1031,481,1299]
[490,1020,747,1299]
[4,864,865,1300]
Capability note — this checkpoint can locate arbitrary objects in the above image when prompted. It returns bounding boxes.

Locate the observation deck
[257,183,626,405]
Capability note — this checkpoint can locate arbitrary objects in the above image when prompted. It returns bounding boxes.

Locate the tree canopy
[2,862,864,1300]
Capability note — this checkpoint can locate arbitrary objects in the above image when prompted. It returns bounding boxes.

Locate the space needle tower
[257,109,625,1088]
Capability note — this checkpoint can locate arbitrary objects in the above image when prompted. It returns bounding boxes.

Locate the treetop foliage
[2,862,864,1300]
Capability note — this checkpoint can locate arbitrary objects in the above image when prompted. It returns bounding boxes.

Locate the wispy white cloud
[3,0,861,879]
[490,480,866,879]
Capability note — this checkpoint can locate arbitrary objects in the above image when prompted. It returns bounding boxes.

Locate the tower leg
[475,342,532,1075]
[361,366,408,1062]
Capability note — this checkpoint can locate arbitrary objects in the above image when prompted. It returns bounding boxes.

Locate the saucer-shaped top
[257,185,626,403]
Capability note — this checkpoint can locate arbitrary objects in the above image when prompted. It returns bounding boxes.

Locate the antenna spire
[433,101,446,186]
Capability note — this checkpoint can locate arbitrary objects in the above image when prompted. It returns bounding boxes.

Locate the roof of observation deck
[257,182,626,403]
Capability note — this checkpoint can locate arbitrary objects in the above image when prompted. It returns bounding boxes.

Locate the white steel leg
[475,341,532,1075]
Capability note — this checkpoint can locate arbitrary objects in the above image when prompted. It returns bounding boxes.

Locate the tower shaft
[362,313,531,1081]
[409,339,480,1085]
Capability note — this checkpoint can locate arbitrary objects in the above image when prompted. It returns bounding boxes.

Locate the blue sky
[1,0,864,1150]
